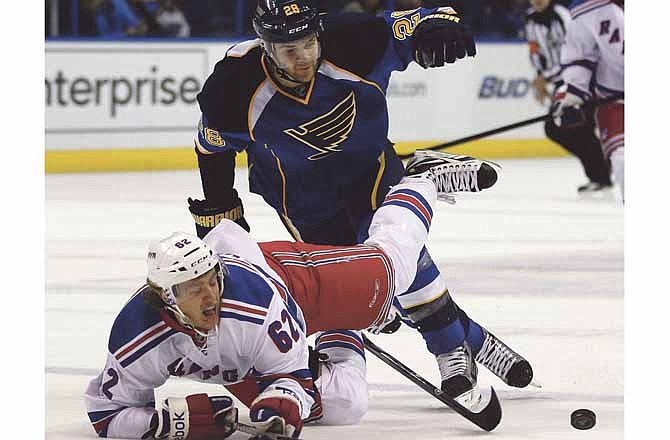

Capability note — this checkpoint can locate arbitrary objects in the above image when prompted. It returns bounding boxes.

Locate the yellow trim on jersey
[371,150,386,211]
[270,149,289,217]
[261,54,315,106]
[280,213,303,242]
[321,60,384,96]
[45,139,568,173]
[401,288,450,309]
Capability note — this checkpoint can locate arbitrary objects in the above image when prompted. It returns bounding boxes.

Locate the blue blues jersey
[196,9,440,236]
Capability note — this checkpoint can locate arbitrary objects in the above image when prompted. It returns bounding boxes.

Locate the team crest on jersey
[283,92,356,160]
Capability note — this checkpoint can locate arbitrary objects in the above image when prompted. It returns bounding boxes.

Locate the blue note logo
[284,92,356,160]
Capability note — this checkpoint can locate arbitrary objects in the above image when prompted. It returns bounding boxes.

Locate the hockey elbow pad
[188,193,250,239]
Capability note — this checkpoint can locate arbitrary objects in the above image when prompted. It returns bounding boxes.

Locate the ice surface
[46,158,623,439]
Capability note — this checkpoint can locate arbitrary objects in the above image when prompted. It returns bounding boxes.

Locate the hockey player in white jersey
[84,151,508,439]
[553,0,624,200]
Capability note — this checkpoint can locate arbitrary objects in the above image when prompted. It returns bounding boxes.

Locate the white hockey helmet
[146,232,225,306]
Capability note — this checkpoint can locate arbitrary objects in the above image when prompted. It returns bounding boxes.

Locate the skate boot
[577,181,615,199]
[405,150,501,201]
[437,342,482,408]
[475,329,533,388]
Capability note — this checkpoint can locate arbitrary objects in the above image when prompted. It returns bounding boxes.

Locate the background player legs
[544,115,612,192]
[595,101,625,202]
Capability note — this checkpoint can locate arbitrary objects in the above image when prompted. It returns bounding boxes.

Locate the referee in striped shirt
[525,0,612,194]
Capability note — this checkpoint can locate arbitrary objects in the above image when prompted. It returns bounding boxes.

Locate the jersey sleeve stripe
[317,333,365,352]
[219,311,265,325]
[571,0,610,19]
[88,407,127,437]
[114,322,169,360]
[238,260,307,333]
[384,191,433,226]
[221,300,268,317]
[382,200,431,231]
[315,341,366,359]
[119,329,178,368]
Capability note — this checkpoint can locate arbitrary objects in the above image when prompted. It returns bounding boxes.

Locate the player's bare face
[273,34,320,83]
[175,268,220,332]
[530,0,551,12]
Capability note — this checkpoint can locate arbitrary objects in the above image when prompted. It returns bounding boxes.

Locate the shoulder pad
[108,286,165,354]
[197,43,266,131]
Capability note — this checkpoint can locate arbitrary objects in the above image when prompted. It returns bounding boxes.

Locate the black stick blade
[363,334,502,431]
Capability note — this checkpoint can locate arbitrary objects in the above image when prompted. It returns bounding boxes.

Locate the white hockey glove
[152,394,237,440]
[551,84,590,127]
[249,389,303,439]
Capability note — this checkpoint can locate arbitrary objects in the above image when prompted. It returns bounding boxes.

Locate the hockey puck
[571,409,596,430]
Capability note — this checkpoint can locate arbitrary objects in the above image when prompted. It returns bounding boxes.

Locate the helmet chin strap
[165,301,210,339]
[161,264,226,340]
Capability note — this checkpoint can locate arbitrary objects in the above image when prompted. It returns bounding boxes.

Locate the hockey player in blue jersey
[188,0,533,405]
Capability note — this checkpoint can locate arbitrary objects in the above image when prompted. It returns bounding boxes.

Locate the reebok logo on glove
[170,411,187,440]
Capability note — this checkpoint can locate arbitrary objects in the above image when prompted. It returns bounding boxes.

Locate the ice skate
[475,329,534,388]
[405,150,501,201]
[577,181,615,200]
[437,342,482,408]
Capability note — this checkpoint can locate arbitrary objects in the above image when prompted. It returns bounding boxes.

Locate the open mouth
[202,306,217,318]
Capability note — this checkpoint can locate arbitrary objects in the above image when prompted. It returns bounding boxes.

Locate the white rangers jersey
[84,251,313,438]
[560,0,624,98]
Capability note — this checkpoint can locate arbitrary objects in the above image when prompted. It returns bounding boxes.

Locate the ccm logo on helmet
[288,23,309,34]
[190,255,210,268]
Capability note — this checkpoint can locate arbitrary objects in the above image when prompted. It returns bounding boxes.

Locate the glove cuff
[250,389,303,436]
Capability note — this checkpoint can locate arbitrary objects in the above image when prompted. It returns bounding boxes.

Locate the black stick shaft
[397,95,622,159]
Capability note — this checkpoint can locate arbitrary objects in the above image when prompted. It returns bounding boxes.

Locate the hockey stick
[363,334,502,432]
[235,421,304,440]
[397,95,623,159]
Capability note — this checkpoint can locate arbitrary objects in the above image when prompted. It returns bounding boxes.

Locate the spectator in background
[474,0,526,38]
[90,0,147,37]
[155,0,190,37]
[394,0,422,8]
[340,0,384,14]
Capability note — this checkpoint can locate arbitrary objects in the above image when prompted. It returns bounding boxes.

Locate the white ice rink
[46,157,623,439]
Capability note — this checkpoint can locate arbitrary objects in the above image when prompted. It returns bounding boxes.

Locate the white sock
[610,147,625,202]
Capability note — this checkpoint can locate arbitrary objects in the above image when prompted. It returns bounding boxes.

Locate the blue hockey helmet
[253,0,323,44]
